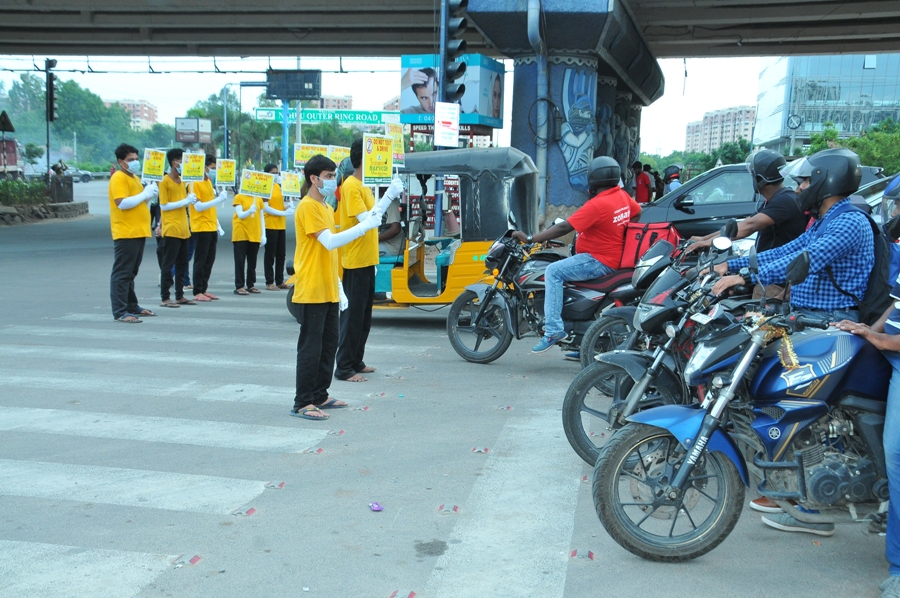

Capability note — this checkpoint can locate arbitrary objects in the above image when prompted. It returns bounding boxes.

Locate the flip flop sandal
[319,398,348,409]
[248,287,262,294]
[193,294,212,302]
[137,309,156,317]
[176,298,197,305]
[205,293,220,300]
[234,289,250,295]
[289,406,330,420]
[116,314,142,323]
[159,301,180,308]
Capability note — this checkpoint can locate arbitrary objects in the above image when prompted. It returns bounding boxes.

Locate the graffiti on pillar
[628,116,640,172]
[558,68,597,192]
[613,107,631,188]
[594,104,614,158]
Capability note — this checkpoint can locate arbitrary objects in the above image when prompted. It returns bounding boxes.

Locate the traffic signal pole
[44,58,57,182]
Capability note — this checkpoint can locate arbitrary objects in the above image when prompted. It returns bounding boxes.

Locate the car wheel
[81,174,91,183]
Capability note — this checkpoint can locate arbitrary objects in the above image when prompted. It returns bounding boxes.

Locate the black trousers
[335,265,375,380]
[159,236,190,301]
[192,231,218,295]
[233,240,260,289]
[294,301,340,410]
[110,237,145,319]
[263,228,287,285]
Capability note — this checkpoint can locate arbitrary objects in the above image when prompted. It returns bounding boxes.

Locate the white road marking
[0,406,327,453]
[0,459,265,514]
[425,409,582,598]
[0,540,172,598]
[0,368,196,397]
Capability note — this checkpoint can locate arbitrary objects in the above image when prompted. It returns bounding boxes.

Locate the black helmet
[588,156,620,190]
[335,156,354,187]
[663,164,682,181]
[797,148,862,218]
[748,149,786,192]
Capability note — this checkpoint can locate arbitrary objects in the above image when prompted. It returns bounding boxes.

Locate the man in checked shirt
[712,148,871,324]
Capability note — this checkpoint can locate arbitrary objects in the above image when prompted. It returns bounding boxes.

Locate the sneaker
[532,333,567,354]
[564,351,580,361]
[881,575,900,598]
[760,510,834,536]
[749,496,797,514]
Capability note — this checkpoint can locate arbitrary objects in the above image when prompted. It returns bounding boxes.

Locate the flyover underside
[0,0,898,58]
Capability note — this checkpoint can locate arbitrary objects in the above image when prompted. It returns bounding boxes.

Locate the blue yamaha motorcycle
[592,252,890,561]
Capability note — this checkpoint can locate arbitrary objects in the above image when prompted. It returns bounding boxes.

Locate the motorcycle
[446,228,639,364]
[591,251,890,561]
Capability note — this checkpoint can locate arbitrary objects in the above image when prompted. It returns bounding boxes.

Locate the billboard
[175,118,212,143]
[400,54,504,128]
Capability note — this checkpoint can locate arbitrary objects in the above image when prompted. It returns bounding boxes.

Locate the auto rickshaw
[285,146,542,316]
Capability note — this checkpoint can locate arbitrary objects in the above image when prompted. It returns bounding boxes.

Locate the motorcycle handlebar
[794,314,831,330]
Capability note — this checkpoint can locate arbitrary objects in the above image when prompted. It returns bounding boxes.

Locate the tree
[24,142,44,167]
[805,121,840,155]
[8,73,44,114]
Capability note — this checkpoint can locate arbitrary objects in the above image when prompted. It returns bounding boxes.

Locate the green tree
[844,119,900,175]
[805,121,840,155]
[24,142,44,167]
[8,73,44,114]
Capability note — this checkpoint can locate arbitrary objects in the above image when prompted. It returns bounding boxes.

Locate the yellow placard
[281,171,302,197]
[239,169,275,199]
[328,145,351,164]
[215,159,236,187]
[181,152,206,183]
[362,134,393,186]
[293,143,329,168]
[387,123,405,167]
[141,148,166,183]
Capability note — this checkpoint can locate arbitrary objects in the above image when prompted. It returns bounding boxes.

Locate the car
[65,169,93,183]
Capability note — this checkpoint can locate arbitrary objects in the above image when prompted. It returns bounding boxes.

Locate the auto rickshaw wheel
[286,286,301,323]
[447,290,513,364]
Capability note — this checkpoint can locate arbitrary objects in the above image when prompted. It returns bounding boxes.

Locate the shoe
[277,283,289,289]
[749,496,797,514]
[760,510,834,536]
[564,351,580,362]
[881,575,900,598]
[265,284,279,291]
[532,333,567,354]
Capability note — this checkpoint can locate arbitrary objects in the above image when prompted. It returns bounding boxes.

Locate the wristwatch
[738,267,752,285]
[526,234,534,243]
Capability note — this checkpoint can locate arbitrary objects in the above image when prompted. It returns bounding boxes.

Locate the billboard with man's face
[400,54,504,128]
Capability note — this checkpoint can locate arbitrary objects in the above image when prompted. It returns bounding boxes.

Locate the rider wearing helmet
[687,150,808,253]
[512,156,642,353]
[663,163,683,193]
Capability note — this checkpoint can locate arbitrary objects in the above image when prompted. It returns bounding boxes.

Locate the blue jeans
[885,351,900,575]
[542,253,613,338]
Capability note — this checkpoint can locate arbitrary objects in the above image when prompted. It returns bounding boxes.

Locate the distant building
[684,106,756,154]
[383,96,401,111]
[105,99,158,130]
[308,95,353,110]
[754,53,900,155]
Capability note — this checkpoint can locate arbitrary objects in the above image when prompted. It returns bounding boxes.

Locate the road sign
[262,140,276,153]
[175,118,212,143]
[434,102,460,148]
[254,108,399,126]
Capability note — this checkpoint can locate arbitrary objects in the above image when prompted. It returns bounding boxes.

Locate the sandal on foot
[234,288,250,295]
[248,287,261,294]
[277,283,289,289]
[320,397,348,409]
[176,298,197,305]
[137,308,156,317]
[205,293,220,300]
[193,294,212,302]
[160,301,180,308]
[289,406,330,420]
[116,314,142,323]
[265,284,279,291]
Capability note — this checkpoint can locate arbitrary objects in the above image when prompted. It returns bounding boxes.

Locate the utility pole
[44,58,58,181]
[73,131,77,163]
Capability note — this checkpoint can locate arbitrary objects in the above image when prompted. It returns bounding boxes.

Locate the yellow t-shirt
[159,174,191,239]
[232,194,264,243]
[107,170,150,240]
[266,183,286,231]
[189,179,218,233]
[338,175,379,269]
[292,196,339,304]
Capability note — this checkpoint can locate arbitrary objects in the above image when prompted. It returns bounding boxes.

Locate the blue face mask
[318,178,337,195]
[175,165,182,174]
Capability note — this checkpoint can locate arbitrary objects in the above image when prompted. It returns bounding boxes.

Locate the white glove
[260,232,267,247]
[339,282,349,311]
[358,211,382,232]
[216,190,228,202]
[247,204,258,215]
[186,192,198,204]
[386,176,404,200]
[145,182,159,198]
[118,183,157,210]
[216,220,225,236]
[285,205,296,216]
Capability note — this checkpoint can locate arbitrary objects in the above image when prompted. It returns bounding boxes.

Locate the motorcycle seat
[569,269,634,292]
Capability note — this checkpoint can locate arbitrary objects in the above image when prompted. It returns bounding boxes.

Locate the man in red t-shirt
[632,161,652,203]
[513,157,642,353]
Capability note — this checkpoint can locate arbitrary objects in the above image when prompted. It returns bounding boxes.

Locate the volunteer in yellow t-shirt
[261,163,294,290]
[189,154,228,302]
[158,148,198,307]
[334,139,405,382]
[231,186,265,295]
[108,143,158,323]
[289,154,383,420]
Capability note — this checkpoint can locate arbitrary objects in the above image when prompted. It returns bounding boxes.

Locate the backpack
[620,222,682,269]
[821,202,892,325]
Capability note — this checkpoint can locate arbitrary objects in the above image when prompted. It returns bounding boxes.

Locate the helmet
[663,164,682,181]
[797,148,862,218]
[335,156,354,187]
[588,156,620,190]
[748,149,786,192]
[881,176,900,241]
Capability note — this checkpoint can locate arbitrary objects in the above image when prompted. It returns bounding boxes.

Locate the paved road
[0,181,888,597]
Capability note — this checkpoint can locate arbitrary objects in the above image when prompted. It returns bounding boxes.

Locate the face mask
[318,178,337,195]
[207,169,216,179]
[274,175,282,185]
[175,165,182,174]
[126,159,140,173]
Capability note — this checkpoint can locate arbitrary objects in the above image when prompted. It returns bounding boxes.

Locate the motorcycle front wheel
[562,362,681,465]
[593,423,744,562]
[579,315,639,369]
[447,290,514,364]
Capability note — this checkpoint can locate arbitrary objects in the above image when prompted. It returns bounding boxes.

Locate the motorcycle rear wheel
[593,423,744,562]
[447,290,514,364]
[579,315,638,369]
[562,362,680,465]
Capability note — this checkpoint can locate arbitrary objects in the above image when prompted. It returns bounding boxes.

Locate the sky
[0,54,762,156]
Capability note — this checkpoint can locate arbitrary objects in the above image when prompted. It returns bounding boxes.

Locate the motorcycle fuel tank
[750,329,889,403]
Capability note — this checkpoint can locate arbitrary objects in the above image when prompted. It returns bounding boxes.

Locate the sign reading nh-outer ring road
[254,108,400,126]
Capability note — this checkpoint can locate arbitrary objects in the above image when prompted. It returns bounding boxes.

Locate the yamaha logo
[768,427,781,440]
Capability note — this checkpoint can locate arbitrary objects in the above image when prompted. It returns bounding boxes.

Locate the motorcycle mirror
[785,251,810,287]
[507,210,518,229]
[721,219,739,239]
[711,237,733,252]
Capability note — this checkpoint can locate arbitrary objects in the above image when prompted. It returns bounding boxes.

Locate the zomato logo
[612,210,631,224]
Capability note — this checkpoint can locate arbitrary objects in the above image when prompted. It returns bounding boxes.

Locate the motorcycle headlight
[632,255,663,287]
[684,342,716,384]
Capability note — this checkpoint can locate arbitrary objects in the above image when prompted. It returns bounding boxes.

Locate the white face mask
[274,175,282,185]
[174,164,182,174]
[125,159,141,173]
[318,178,337,195]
